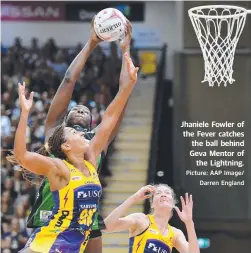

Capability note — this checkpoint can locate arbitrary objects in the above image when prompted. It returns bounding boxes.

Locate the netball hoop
[188,5,251,87]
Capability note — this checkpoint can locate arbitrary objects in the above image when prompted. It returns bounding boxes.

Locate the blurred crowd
[1,37,130,252]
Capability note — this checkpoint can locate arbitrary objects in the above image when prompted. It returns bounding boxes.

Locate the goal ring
[188,5,251,87]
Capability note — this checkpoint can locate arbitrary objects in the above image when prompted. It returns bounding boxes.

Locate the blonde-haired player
[104,184,200,253]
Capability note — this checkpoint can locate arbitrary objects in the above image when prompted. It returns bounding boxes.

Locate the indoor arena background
[1,1,251,253]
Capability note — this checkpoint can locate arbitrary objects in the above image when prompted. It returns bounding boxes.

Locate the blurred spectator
[2,178,18,200]
[1,218,29,253]
[1,190,15,223]
[43,38,58,59]
[46,49,68,77]
[30,38,39,54]
[1,105,11,138]
[91,107,101,128]
[12,37,24,52]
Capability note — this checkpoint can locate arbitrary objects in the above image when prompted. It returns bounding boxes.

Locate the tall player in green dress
[26,20,133,253]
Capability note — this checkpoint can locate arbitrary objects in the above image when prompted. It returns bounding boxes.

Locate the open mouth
[160,199,168,203]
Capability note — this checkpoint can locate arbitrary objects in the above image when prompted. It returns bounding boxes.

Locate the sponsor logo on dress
[72,176,82,181]
[146,240,171,253]
[40,210,52,222]
[55,210,70,227]
[92,172,98,179]
[77,190,102,199]
[149,228,158,234]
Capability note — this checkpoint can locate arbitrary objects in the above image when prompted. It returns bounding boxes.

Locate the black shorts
[89,229,102,239]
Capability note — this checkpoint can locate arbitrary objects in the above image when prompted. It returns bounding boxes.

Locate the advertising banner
[65,2,145,22]
[1,1,65,21]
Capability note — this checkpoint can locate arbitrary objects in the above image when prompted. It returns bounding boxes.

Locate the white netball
[94,8,127,42]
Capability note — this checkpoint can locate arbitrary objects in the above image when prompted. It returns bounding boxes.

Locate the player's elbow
[63,71,74,84]
[13,148,26,165]
[14,151,32,171]
[14,153,27,168]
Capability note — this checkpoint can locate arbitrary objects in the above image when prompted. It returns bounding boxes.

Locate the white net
[188,5,249,87]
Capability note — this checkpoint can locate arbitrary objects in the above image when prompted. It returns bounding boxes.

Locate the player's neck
[152,212,171,231]
[67,154,87,172]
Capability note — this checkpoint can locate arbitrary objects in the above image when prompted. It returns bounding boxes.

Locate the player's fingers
[18,83,24,95]
[125,20,130,30]
[185,192,189,205]
[146,185,156,191]
[180,196,185,209]
[125,53,132,69]
[144,185,156,194]
[129,20,132,30]
[91,15,96,26]
[143,186,154,193]
[134,67,139,75]
[18,83,21,92]
[144,194,152,199]
[126,20,132,34]
[189,194,193,204]
[124,52,129,62]
[131,67,138,78]
[29,91,34,101]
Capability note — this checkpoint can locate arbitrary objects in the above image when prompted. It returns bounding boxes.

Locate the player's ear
[61,143,71,153]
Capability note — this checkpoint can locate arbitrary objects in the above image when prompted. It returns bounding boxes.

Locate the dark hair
[39,124,67,159]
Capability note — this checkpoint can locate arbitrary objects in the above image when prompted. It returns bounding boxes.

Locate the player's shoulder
[128,212,148,223]
[171,226,182,234]
[125,212,145,220]
[129,213,149,236]
[49,157,72,177]
[170,226,189,249]
[132,212,147,219]
[170,226,185,241]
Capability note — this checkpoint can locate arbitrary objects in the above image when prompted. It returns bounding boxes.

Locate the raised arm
[174,193,200,253]
[14,83,59,177]
[93,21,133,153]
[45,21,101,135]
[104,185,155,232]
[89,53,139,165]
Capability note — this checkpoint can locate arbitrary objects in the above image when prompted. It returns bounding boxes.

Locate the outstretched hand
[132,185,156,202]
[174,193,193,225]
[124,53,139,86]
[90,16,103,43]
[120,20,132,52]
[18,82,34,113]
